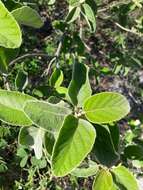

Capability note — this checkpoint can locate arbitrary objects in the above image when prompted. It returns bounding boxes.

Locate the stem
[79,14,83,39]
[55,38,63,68]
[98,0,131,13]
[9,53,52,67]
[41,57,56,77]
[115,22,143,37]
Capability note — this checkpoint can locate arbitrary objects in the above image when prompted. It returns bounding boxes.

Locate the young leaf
[12,6,44,28]
[19,126,45,159]
[0,90,35,126]
[51,115,96,177]
[0,1,22,48]
[66,7,81,23]
[83,92,130,124]
[49,68,64,88]
[92,169,115,190]
[92,125,119,167]
[15,70,28,91]
[68,62,92,107]
[71,161,99,178]
[24,100,72,132]
[112,165,139,190]
[82,3,96,32]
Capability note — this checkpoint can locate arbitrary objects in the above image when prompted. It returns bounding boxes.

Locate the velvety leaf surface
[92,169,114,190]
[0,90,34,126]
[112,165,139,190]
[68,62,92,107]
[19,126,45,159]
[82,3,96,32]
[24,100,72,132]
[66,7,81,23]
[12,6,44,28]
[52,115,96,177]
[84,92,130,124]
[0,1,22,48]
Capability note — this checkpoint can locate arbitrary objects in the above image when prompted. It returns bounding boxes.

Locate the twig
[9,53,52,67]
[98,0,131,13]
[41,57,56,77]
[115,22,143,37]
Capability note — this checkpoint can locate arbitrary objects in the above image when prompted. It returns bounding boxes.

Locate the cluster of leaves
[0,0,143,189]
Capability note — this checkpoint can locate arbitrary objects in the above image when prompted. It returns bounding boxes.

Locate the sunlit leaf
[52,115,96,177]
[84,92,130,124]
[19,126,45,159]
[0,90,35,126]
[92,169,114,190]
[112,165,139,190]
[0,1,22,48]
[68,62,92,107]
[24,100,72,132]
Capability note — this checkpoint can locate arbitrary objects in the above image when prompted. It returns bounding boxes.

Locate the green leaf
[44,132,55,156]
[82,3,96,32]
[12,6,44,28]
[68,62,92,107]
[92,169,114,190]
[71,161,99,178]
[31,157,47,169]
[24,100,72,132]
[92,125,119,167]
[0,47,19,73]
[108,124,120,152]
[56,86,68,97]
[0,1,22,48]
[124,144,143,160]
[51,115,96,177]
[47,0,56,5]
[15,69,28,91]
[85,0,97,15]
[0,90,35,126]
[84,92,130,124]
[68,0,85,7]
[2,0,21,11]
[49,68,64,88]
[112,165,139,190]
[66,7,81,23]
[20,156,28,168]
[19,126,45,159]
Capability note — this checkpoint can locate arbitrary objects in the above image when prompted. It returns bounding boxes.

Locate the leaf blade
[84,92,130,124]
[12,6,44,28]
[0,1,22,48]
[24,100,72,132]
[0,90,35,126]
[52,115,96,177]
